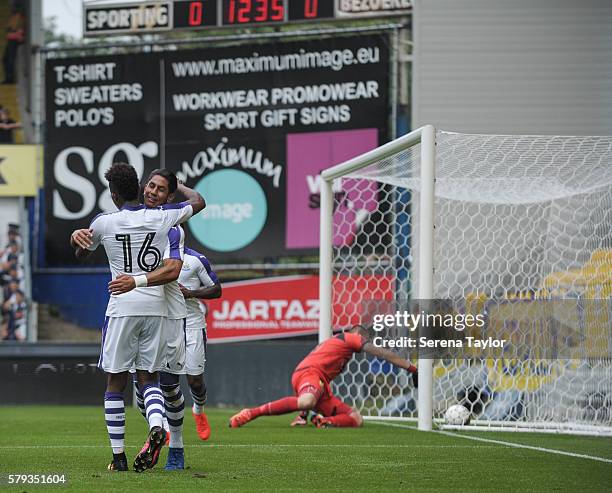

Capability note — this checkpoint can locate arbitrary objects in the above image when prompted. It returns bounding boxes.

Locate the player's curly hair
[146,168,178,194]
[105,162,139,201]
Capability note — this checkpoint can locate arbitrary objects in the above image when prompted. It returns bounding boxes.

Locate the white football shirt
[163,225,187,320]
[88,202,193,317]
[178,247,219,329]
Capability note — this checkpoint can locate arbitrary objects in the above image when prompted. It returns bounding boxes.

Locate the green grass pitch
[0,406,610,492]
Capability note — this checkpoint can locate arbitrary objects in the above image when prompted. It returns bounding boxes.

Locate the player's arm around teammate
[102,173,205,295]
[108,257,183,295]
[176,179,206,214]
[72,234,184,293]
[70,228,95,257]
[70,170,205,264]
[69,163,202,472]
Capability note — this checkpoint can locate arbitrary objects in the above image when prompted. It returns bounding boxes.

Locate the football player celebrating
[140,170,222,442]
[70,163,205,472]
[127,169,191,471]
[229,325,418,429]
[178,248,221,440]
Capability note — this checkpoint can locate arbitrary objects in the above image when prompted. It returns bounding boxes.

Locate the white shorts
[164,318,186,375]
[185,328,207,375]
[98,316,165,373]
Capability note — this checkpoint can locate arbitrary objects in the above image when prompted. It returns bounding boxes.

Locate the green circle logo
[188,169,267,252]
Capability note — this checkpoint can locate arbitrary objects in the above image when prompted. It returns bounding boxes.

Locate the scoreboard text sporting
[84,1,411,36]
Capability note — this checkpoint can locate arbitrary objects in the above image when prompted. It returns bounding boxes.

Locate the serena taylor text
[373,336,507,349]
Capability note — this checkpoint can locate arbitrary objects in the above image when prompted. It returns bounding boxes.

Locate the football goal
[318,126,612,435]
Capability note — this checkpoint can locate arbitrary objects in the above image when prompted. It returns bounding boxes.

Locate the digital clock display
[223,0,285,25]
[174,1,335,30]
[174,1,218,29]
[289,0,334,21]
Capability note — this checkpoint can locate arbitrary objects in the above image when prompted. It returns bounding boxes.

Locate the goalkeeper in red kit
[229,325,418,428]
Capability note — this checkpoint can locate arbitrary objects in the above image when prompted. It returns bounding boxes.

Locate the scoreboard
[84,1,411,36]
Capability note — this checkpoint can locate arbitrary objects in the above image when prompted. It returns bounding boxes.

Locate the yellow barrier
[0,145,41,196]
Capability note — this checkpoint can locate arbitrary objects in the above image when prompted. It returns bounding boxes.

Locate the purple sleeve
[166,226,184,260]
[185,247,219,284]
[198,254,219,284]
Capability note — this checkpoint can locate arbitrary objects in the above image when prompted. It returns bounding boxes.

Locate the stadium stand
[1,224,25,340]
[0,0,24,143]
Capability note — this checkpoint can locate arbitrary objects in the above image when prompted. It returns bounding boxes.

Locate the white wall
[412,0,612,135]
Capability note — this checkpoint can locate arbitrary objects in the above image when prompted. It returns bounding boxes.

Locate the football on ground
[445,404,471,425]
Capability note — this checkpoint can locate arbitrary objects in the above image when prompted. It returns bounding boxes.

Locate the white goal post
[319,125,436,431]
[318,126,612,435]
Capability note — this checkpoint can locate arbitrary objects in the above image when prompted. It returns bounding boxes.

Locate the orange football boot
[193,410,211,440]
[229,409,253,428]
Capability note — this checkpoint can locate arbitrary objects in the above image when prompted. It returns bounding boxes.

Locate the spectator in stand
[2,262,16,283]
[2,278,18,304]
[0,107,22,144]
[0,252,14,274]
[2,4,25,85]
[1,279,18,338]
[7,223,21,246]
[2,288,25,341]
[0,224,25,341]
[2,241,21,262]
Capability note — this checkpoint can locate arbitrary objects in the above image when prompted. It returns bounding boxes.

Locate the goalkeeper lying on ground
[229,325,418,428]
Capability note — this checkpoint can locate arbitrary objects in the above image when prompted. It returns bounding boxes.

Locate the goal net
[319,127,612,435]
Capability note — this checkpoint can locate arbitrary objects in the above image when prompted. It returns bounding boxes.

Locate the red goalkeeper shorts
[291,369,353,417]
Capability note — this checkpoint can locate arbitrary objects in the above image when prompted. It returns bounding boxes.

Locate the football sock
[141,384,165,430]
[104,392,125,454]
[324,414,360,427]
[252,396,299,418]
[132,377,146,419]
[190,383,207,415]
[161,379,184,449]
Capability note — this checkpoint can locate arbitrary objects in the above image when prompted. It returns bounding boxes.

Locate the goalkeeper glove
[408,365,418,388]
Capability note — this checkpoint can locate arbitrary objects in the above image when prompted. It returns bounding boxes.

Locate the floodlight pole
[417,124,436,431]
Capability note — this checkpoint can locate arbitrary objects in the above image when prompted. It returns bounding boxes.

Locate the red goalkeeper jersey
[294,332,367,383]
